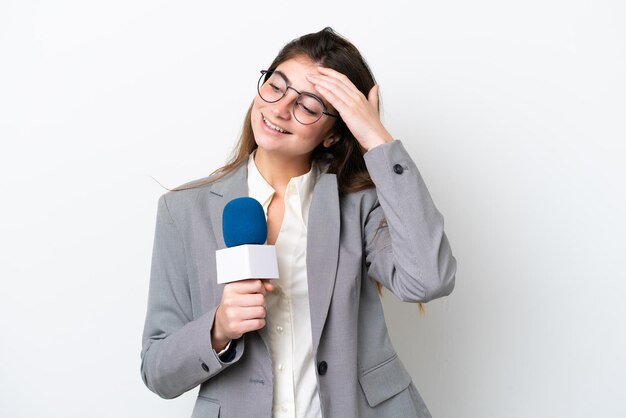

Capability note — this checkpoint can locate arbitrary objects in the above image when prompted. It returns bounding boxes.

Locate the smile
[262,115,291,134]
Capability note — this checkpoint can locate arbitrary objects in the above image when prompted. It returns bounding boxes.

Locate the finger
[228,293,265,308]
[310,82,351,116]
[224,305,266,322]
[310,71,358,93]
[308,67,359,93]
[239,318,266,333]
[308,74,360,104]
[317,66,352,84]
[262,280,275,293]
[368,85,380,113]
[239,306,267,320]
[315,67,366,99]
[317,67,378,109]
[230,279,266,295]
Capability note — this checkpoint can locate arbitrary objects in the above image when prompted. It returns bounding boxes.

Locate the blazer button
[317,361,328,376]
[201,363,210,372]
[393,164,404,174]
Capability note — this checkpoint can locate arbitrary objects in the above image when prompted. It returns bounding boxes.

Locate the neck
[254,149,312,191]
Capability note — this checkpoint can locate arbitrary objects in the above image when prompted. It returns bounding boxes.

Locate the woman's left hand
[307,66,393,151]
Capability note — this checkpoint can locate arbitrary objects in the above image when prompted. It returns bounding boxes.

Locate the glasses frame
[257,70,340,125]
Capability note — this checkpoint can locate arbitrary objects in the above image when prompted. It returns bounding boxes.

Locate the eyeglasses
[257,70,339,125]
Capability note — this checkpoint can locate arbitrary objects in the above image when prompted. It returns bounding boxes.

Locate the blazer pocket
[358,354,412,407]
[191,396,220,418]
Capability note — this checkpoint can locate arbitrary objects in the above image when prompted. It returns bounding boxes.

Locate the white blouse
[247,152,323,418]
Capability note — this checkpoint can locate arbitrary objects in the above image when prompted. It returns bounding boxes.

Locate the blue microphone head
[222,197,267,247]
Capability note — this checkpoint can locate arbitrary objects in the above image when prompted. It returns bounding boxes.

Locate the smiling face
[251,55,339,162]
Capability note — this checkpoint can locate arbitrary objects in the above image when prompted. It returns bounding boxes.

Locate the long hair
[175,27,376,194]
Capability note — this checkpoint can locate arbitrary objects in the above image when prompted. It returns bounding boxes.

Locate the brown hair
[174,27,376,194]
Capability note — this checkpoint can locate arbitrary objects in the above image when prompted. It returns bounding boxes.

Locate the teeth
[263,117,288,133]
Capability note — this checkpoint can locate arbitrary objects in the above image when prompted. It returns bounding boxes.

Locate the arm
[140,194,243,399]
[307,66,456,301]
[363,140,457,302]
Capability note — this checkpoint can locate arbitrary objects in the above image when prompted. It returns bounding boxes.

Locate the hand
[211,279,274,351]
[307,66,393,151]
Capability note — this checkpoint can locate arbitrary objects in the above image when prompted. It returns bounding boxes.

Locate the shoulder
[159,176,211,215]
[159,163,246,218]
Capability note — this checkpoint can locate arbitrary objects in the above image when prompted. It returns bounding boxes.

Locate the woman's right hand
[211,279,274,351]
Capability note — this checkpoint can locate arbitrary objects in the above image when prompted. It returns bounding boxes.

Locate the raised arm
[307,66,456,302]
[362,140,456,302]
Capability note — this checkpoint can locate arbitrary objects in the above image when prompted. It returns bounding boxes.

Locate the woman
[141,27,456,418]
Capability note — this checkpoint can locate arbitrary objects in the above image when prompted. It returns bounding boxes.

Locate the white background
[1,1,624,417]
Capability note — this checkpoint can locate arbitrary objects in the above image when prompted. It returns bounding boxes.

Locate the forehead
[274,56,318,82]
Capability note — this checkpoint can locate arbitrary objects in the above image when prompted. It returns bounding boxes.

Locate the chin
[251,123,275,150]
[251,116,288,152]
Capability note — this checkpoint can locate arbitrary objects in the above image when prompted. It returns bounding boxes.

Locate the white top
[247,152,323,418]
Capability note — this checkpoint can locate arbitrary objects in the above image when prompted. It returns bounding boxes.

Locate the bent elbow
[424,253,457,302]
[141,368,183,400]
[140,347,184,400]
[399,253,456,303]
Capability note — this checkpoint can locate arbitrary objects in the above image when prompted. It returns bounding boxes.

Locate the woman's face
[251,56,338,160]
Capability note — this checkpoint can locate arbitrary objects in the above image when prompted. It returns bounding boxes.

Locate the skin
[211,55,394,352]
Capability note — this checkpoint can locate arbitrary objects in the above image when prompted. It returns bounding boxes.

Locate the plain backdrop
[1,1,624,417]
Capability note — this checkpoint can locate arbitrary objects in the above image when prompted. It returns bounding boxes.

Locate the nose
[271,89,298,120]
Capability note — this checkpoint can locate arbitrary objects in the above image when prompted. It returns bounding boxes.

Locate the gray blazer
[141,140,456,418]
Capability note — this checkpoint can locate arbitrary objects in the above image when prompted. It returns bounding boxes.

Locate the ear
[322,132,340,148]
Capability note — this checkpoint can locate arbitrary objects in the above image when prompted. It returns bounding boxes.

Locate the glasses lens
[257,71,328,125]
[294,94,324,124]
[258,72,286,103]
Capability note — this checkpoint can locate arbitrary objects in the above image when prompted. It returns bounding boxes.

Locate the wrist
[364,134,393,152]
[211,331,230,352]
[211,307,230,351]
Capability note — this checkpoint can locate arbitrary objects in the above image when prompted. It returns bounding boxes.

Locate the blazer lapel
[207,164,248,249]
[306,173,340,355]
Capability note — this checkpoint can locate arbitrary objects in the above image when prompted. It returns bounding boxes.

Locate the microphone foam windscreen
[222,197,268,247]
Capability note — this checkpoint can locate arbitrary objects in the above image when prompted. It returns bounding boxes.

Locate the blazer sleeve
[140,194,243,399]
[362,140,457,302]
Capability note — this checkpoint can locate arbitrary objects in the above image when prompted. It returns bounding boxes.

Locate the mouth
[261,114,292,135]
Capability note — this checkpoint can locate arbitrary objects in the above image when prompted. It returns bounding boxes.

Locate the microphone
[215,197,279,284]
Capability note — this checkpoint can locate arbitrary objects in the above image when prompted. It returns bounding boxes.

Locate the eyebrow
[274,70,291,85]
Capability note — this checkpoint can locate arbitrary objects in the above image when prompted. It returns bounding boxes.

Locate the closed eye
[297,102,317,116]
[269,83,283,93]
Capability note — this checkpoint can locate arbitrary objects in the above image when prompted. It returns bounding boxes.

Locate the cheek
[302,131,329,148]
[251,98,267,126]
[251,96,262,113]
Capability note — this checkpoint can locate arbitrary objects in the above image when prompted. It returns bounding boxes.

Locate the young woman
[141,27,457,418]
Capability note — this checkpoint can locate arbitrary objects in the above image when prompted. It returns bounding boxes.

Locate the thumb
[262,279,275,293]
[368,84,380,113]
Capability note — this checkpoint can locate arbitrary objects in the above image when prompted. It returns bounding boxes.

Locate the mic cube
[215,244,279,284]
